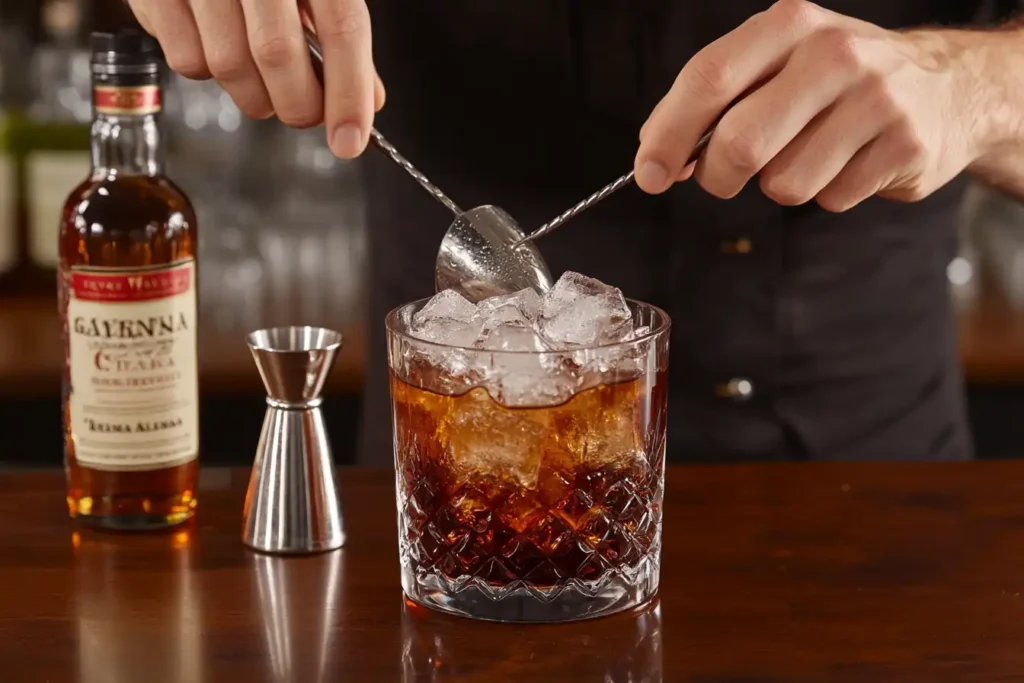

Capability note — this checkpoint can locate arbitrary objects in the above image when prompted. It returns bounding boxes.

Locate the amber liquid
[391,371,668,587]
[60,173,199,529]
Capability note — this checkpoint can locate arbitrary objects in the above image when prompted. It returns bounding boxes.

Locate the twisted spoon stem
[304,29,462,217]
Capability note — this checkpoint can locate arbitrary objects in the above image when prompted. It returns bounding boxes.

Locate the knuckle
[232,90,273,119]
[814,28,864,74]
[771,0,820,31]
[718,124,765,173]
[164,49,209,79]
[861,73,901,121]
[277,104,323,129]
[252,32,304,69]
[206,50,250,82]
[891,121,928,166]
[317,4,370,42]
[685,51,734,101]
[815,190,851,213]
[760,173,811,206]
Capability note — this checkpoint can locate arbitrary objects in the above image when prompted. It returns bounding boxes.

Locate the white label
[66,260,199,471]
[28,150,91,268]
[0,153,14,274]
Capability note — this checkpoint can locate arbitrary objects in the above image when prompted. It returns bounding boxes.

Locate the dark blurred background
[1,0,1023,467]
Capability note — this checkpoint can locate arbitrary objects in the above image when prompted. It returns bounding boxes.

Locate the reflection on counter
[401,598,663,682]
[252,552,345,683]
[72,527,203,683]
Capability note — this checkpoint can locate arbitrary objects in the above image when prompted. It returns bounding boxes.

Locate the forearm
[953,25,1024,200]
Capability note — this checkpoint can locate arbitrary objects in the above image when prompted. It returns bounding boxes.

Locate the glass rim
[385,296,671,355]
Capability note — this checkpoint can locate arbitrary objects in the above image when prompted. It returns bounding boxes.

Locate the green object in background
[0,112,15,275]
[11,112,91,271]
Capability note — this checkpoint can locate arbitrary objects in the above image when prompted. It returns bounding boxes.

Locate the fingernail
[331,124,363,157]
[637,160,670,193]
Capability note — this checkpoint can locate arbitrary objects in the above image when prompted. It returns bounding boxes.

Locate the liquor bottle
[61,29,199,529]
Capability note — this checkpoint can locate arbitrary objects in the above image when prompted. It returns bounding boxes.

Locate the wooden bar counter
[3,462,1024,681]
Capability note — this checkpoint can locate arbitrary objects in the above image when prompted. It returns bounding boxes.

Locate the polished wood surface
[3,463,1024,681]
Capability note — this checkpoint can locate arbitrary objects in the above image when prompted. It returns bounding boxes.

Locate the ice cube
[447,388,550,489]
[413,289,478,326]
[475,323,550,352]
[477,288,542,321]
[538,272,634,348]
[410,290,482,347]
[482,349,579,408]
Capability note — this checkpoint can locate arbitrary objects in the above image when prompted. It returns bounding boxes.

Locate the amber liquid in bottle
[60,31,198,529]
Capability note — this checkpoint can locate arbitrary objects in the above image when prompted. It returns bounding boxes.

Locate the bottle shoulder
[62,174,197,234]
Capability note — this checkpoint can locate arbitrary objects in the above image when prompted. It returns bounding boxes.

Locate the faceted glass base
[402,560,659,623]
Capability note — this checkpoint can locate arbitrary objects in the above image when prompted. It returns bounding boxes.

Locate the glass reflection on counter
[401,598,663,682]
[252,551,344,683]
[72,526,202,683]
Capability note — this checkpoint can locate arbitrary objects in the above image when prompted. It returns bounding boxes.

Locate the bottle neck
[91,112,162,176]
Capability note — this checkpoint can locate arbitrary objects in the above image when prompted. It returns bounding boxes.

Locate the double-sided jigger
[243,326,345,554]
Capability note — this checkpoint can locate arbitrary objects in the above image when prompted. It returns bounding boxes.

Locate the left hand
[635,0,986,211]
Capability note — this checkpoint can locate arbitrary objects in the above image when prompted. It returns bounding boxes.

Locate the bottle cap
[91,29,161,74]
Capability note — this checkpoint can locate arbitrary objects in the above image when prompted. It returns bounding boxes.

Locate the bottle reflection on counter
[71,527,202,683]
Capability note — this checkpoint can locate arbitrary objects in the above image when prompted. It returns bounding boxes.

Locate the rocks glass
[387,293,669,623]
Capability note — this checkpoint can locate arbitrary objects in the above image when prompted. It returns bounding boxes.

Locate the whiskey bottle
[61,29,199,529]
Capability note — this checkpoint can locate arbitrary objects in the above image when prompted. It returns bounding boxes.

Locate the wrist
[914,27,1024,162]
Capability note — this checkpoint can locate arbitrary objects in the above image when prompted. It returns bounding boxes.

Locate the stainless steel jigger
[243,326,345,554]
[303,30,553,303]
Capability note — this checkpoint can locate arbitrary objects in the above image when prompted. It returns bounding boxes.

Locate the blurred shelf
[0,295,366,397]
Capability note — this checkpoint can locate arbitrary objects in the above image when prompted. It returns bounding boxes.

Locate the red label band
[93,85,162,115]
[70,263,192,303]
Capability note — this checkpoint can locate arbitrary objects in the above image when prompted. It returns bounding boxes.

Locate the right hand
[127,0,386,158]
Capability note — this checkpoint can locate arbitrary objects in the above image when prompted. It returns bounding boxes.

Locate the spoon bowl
[435,205,553,302]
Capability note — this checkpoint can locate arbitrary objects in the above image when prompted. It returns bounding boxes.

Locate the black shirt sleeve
[984,0,1022,22]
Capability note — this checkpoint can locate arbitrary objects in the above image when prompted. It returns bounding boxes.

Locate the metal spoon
[304,30,553,302]
[512,130,714,248]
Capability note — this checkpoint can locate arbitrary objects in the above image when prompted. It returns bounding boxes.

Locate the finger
[126,0,156,35]
[815,124,926,212]
[639,98,666,141]
[190,0,273,118]
[758,78,900,205]
[374,70,386,112]
[696,27,866,199]
[307,0,375,158]
[241,0,323,128]
[133,0,210,79]
[634,0,828,194]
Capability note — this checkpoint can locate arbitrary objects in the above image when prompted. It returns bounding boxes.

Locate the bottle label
[93,85,162,116]
[66,259,199,471]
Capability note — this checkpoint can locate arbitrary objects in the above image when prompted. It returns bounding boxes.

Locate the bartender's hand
[127,0,385,158]
[634,0,993,211]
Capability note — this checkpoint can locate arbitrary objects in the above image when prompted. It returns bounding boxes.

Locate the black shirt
[357,0,1016,464]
